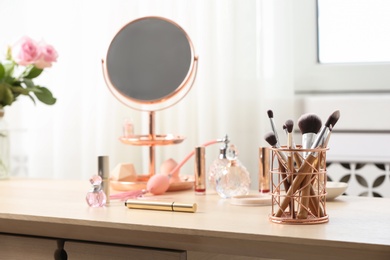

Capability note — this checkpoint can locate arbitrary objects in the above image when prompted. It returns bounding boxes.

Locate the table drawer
[65,240,186,260]
[0,233,58,259]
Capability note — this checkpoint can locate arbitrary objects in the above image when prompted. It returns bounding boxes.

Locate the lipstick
[258,147,270,193]
[125,200,197,213]
[194,146,206,195]
[98,155,110,203]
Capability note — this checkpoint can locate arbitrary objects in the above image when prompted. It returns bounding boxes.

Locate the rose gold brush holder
[269,146,329,224]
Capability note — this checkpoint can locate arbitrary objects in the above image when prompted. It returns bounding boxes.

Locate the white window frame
[293,0,390,94]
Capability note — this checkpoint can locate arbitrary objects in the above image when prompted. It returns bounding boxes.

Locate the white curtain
[1,0,295,189]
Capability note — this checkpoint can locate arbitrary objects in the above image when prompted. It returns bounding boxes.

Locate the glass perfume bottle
[215,145,251,198]
[208,141,229,191]
[86,175,107,207]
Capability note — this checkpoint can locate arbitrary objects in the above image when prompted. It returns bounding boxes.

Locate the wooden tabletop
[0,179,389,259]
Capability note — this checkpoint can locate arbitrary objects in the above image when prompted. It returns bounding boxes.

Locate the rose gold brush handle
[275,154,317,217]
[290,148,323,218]
[304,156,325,218]
[278,161,290,191]
[309,182,325,217]
[298,157,325,219]
[297,174,312,219]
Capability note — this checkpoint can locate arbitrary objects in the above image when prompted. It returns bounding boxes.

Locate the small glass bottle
[0,109,10,180]
[208,143,229,191]
[86,175,107,207]
[215,145,251,198]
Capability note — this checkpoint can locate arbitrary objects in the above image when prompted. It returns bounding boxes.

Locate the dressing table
[2,17,389,260]
[0,179,389,259]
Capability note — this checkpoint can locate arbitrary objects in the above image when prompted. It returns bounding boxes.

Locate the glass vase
[0,109,10,180]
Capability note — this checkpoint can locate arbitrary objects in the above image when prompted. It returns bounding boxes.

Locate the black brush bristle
[285,119,294,133]
[298,113,322,134]
[325,110,340,128]
[264,132,277,146]
[267,110,273,119]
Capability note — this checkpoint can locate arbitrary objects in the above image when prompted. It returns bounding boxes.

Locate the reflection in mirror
[103,16,197,111]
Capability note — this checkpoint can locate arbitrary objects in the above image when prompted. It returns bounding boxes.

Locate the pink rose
[34,43,58,69]
[13,36,40,66]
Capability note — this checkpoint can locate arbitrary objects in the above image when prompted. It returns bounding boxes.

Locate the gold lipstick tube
[125,200,197,213]
[259,147,270,193]
[194,146,206,195]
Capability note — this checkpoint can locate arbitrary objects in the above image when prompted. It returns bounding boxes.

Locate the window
[293,0,390,93]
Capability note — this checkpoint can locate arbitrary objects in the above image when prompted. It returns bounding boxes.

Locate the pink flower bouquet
[0,36,58,108]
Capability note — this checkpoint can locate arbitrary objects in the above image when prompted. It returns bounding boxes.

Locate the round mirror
[102,16,197,111]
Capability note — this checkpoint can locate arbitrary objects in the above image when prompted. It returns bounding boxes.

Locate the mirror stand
[118,110,186,179]
[102,16,198,190]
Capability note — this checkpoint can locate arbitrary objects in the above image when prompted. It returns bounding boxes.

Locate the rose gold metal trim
[269,146,329,225]
[194,146,206,195]
[259,147,270,193]
[101,16,198,112]
[119,135,185,146]
[102,16,197,179]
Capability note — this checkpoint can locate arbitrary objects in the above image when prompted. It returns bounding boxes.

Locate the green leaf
[33,86,56,105]
[11,86,30,95]
[23,66,43,79]
[22,78,35,89]
[0,83,15,106]
[27,93,36,105]
[0,64,4,80]
[2,62,14,78]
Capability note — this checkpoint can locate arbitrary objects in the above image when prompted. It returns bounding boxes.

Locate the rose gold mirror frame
[102,16,198,180]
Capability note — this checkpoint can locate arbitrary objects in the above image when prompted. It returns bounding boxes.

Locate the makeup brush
[284,120,296,217]
[285,120,294,148]
[285,119,295,167]
[264,132,287,166]
[264,132,291,200]
[321,110,340,147]
[296,114,322,219]
[283,121,302,167]
[298,113,322,158]
[323,124,333,148]
[279,111,340,218]
[311,110,340,150]
[267,110,280,145]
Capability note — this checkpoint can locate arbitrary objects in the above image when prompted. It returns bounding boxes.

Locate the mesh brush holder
[269,146,329,224]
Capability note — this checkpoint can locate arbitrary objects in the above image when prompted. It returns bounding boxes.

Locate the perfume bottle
[215,145,251,198]
[86,175,107,207]
[208,140,229,191]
